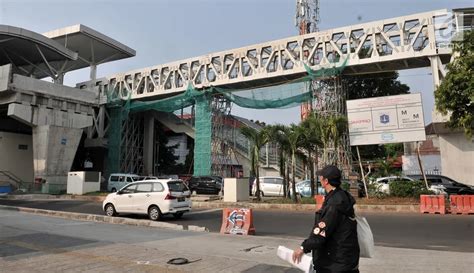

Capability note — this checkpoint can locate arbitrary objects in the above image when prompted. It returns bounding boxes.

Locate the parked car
[103,179,191,220]
[252,176,285,197]
[292,180,326,197]
[157,174,179,180]
[187,175,223,194]
[294,179,366,198]
[107,173,140,192]
[375,176,414,194]
[137,176,158,181]
[407,174,474,195]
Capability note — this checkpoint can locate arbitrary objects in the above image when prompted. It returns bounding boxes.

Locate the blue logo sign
[381,133,394,141]
[380,114,390,124]
[61,138,67,145]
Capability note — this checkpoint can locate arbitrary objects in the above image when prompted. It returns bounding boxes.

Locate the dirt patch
[356,197,420,205]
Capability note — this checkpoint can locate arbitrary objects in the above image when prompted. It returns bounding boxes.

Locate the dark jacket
[301,187,360,272]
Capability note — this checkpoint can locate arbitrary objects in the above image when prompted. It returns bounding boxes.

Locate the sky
[0,0,471,125]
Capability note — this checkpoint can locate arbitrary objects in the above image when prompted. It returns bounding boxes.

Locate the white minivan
[107,173,140,192]
[252,176,285,197]
[103,179,191,221]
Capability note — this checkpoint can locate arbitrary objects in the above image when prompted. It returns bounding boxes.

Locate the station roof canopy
[0,24,135,79]
[43,24,136,71]
[0,24,78,68]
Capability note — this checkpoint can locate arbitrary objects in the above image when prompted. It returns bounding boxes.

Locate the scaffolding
[210,96,239,178]
[296,0,351,174]
[120,113,144,175]
[313,76,352,175]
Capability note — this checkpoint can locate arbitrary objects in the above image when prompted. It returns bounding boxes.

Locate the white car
[103,179,191,221]
[375,176,414,194]
[107,173,140,192]
[252,176,285,197]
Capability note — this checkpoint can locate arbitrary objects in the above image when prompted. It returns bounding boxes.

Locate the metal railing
[0,170,25,190]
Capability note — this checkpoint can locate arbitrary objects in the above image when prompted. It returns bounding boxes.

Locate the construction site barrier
[450,195,474,215]
[220,208,256,235]
[314,195,325,211]
[419,195,446,214]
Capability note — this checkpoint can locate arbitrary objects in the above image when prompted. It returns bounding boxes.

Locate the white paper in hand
[276,246,313,273]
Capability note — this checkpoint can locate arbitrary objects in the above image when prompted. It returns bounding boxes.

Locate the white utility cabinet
[223,178,249,202]
[67,171,101,195]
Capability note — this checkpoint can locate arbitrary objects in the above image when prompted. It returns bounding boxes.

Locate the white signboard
[347,94,426,146]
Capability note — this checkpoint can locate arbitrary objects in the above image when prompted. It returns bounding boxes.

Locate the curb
[0,194,419,213]
[192,201,419,213]
[0,204,210,232]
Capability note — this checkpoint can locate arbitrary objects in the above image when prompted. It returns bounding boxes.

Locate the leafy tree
[345,71,410,100]
[375,158,400,177]
[435,30,474,138]
[384,143,403,158]
[240,126,270,201]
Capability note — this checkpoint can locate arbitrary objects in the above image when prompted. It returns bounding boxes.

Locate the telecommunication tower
[296,0,351,174]
[296,0,320,120]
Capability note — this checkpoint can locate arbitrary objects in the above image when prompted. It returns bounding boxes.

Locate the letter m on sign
[401,110,407,115]
[413,113,419,119]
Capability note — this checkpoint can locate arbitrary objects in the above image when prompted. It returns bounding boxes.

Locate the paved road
[3,209,472,273]
[0,199,473,252]
[0,209,301,273]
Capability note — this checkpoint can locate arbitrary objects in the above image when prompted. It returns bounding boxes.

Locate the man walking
[292,165,360,273]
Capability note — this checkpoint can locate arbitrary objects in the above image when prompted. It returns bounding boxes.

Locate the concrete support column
[429,56,441,89]
[429,56,449,122]
[143,115,155,176]
[32,125,83,193]
[90,64,97,81]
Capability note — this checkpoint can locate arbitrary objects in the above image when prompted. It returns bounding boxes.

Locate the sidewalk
[1,207,472,273]
[0,194,419,213]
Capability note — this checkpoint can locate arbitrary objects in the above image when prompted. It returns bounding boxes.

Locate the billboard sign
[347,94,426,146]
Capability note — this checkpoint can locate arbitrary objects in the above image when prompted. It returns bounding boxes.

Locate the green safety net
[193,94,212,176]
[106,106,124,175]
[106,59,347,176]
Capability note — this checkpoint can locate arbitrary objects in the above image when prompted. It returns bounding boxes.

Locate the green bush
[389,180,433,198]
[367,182,388,199]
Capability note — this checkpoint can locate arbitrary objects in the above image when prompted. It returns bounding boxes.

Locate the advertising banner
[347,93,426,146]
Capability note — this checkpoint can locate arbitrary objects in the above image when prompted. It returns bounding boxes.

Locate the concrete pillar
[32,125,83,193]
[143,115,155,176]
[429,56,441,89]
[90,64,97,81]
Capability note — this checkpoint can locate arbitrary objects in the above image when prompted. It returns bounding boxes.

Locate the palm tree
[318,114,347,165]
[283,124,303,202]
[266,125,290,198]
[300,114,323,196]
[240,125,270,201]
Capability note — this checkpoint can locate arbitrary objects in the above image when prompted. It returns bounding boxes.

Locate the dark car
[408,174,474,195]
[188,176,223,194]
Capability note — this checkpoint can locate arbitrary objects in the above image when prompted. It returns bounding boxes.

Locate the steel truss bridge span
[79,9,452,102]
